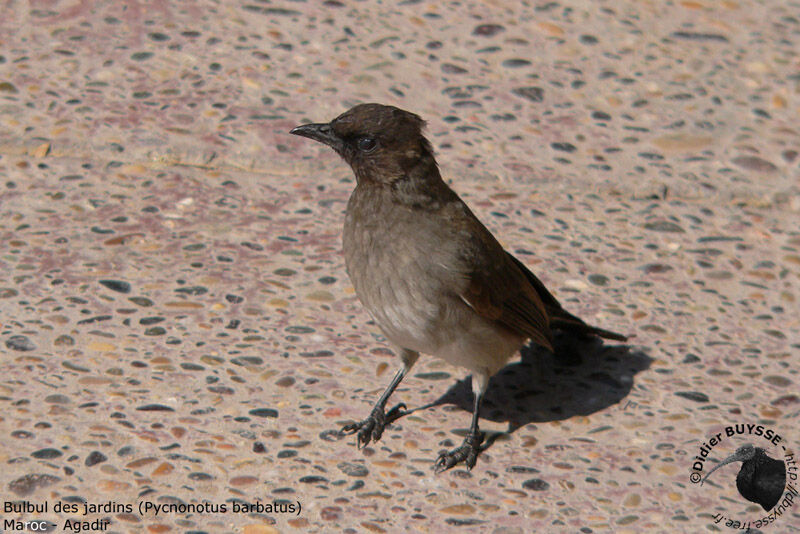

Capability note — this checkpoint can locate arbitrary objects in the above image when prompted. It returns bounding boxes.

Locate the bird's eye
[357,136,378,153]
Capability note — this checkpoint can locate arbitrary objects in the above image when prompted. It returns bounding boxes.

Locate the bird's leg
[435,380,485,473]
[341,350,418,448]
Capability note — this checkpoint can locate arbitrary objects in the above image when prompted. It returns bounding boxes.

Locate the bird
[701,444,786,511]
[290,103,628,472]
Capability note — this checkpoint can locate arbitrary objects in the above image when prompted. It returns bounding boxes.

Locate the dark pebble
[54,335,75,346]
[522,478,550,491]
[771,395,799,406]
[670,31,728,42]
[77,315,112,325]
[0,287,19,298]
[675,391,709,403]
[472,24,505,37]
[131,51,154,60]
[6,335,35,351]
[697,236,741,243]
[285,326,314,334]
[502,59,531,68]
[63,361,90,372]
[299,350,334,358]
[136,404,175,412]
[512,87,544,102]
[9,473,61,496]
[208,386,234,395]
[638,152,664,161]
[242,5,300,16]
[85,451,107,466]
[642,263,673,274]
[643,221,685,233]
[764,376,792,387]
[0,81,19,93]
[507,466,540,474]
[139,317,165,325]
[249,408,279,418]
[731,156,779,173]
[319,430,343,442]
[445,519,485,526]
[175,286,208,296]
[490,113,516,121]
[441,63,468,74]
[413,372,451,380]
[337,462,369,477]
[225,294,244,303]
[588,274,608,286]
[299,475,328,484]
[579,34,598,44]
[144,327,166,336]
[231,356,263,366]
[348,480,365,491]
[592,111,612,120]
[31,448,63,459]
[129,297,154,307]
[551,142,577,153]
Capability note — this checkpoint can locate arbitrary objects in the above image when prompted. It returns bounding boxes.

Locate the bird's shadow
[408,332,651,450]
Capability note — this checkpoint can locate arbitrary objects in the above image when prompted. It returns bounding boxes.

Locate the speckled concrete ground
[1,1,799,533]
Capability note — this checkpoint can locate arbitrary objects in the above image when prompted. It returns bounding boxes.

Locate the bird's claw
[385,402,407,423]
[341,403,408,448]
[434,431,484,473]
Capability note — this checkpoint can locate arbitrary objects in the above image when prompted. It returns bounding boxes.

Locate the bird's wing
[453,213,554,352]
[506,252,628,342]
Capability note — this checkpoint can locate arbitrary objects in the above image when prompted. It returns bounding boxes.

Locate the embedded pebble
[9,474,61,496]
[6,335,36,351]
[511,87,544,102]
[731,156,779,173]
[675,392,709,403]
[643,221,685,233]
[522,479,550,491]
[249,408,279,418]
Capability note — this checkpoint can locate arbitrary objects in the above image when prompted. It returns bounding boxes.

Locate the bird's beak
[290,122,344,153]
[700,446,754,485]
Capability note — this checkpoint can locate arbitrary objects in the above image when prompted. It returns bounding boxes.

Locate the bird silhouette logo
[701,443,787,511]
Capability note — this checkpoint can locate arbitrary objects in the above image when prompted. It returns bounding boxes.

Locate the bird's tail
[549,311,629,342]
[506,252,629,342]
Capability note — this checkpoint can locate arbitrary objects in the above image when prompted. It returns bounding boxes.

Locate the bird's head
[290,103,437,185]
[700,444,758,485]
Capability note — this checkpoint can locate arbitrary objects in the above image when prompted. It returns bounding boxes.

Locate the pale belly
[350,254,525,378]
[343,187,526,378]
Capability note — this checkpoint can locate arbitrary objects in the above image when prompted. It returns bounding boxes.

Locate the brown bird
[291,103,627,471]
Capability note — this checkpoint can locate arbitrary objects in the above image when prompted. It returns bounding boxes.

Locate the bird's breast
[342,189,458,352]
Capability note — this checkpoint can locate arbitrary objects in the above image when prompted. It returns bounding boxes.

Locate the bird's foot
[341,403,407,448]
[434,431,484,473]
